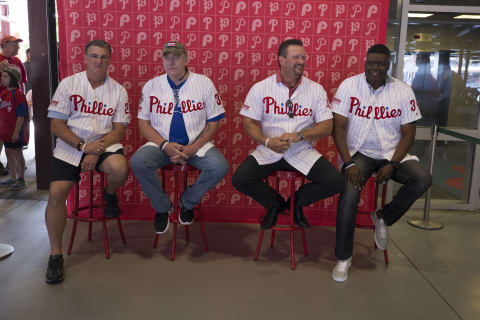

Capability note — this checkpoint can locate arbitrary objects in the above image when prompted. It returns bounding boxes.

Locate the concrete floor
[0,197,478,320]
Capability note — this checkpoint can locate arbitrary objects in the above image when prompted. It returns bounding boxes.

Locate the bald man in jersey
[233,39,345,230]
[331,44,432,282]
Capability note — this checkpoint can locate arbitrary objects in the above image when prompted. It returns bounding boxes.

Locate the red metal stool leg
[100,174,111,259]
[88,173,93,242]
[269,230,276,248]
[170,222,177,261]
[153,234,159,248]
[102,218,110,259]
[301,229,308,256]
[116,218,127,244]
[253,230,265,261]
[289,175,296,270]
[290,229,295,270]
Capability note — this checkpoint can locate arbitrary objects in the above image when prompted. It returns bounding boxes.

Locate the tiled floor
[0,197,477,320]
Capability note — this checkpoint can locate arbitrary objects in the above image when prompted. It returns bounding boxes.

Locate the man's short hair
[278,39,303,58]
[367,44,391,59]
[26,48,30,54]
[85,40,112,56]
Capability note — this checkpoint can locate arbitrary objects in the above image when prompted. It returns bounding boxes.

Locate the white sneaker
[370,209,389,250]
[332,257,352,282]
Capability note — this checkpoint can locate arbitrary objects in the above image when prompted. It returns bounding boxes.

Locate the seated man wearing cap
[0,35,28,177]
[45,40,130,284]
[131,41,228,234]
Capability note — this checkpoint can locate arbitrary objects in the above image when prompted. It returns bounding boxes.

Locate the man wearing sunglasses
[331,44,432,282]
[131,41,228,235]
[233,39,345,230]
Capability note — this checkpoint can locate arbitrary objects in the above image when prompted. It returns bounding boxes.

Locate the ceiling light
[408,13,433,18]
[454,15,480,19]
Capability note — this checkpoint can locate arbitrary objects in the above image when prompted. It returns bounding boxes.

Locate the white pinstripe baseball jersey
[48,71,130,166]
[332,73,421,162]
[240,74,332,175]
[137,72,225,156]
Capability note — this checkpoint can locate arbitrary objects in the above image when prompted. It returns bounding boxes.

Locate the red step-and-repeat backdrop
[57,0,389,225]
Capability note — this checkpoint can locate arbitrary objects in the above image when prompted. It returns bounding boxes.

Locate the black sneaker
[46,254,64,285]
[154,212,170,234]
[179,204,194,225]
[104,190,120,218]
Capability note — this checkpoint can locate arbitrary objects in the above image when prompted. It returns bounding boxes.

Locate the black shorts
[50,149,125,182]
[4,141,27,149]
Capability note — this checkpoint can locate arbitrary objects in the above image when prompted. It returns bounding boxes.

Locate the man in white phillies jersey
[45,40,130,284]
[232,39,345,230]
[131,41,228,235]
[331,44,432,282]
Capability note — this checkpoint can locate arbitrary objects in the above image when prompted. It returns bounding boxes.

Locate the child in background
[0,66,29,190]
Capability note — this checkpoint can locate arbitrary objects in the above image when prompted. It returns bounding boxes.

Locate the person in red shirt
[0,66,29,191]
[0,35,28,177]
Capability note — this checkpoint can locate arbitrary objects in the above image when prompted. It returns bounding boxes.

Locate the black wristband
[159,140,168,150]
[389,161,400,170]
[342,160,355,171]
[76,140,84,151]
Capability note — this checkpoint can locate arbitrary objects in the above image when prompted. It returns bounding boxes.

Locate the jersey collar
[276,72,302,96]
[364,73,393,95]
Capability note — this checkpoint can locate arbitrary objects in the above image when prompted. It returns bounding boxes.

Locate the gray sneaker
[332,257,352,282]
[0,179,16,187]
[10,179,27,191]
[370,209,388,250]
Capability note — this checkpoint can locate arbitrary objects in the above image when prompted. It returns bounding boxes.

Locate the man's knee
[203,152,229,178]
[233,164,252,191]
[48,183,72,207]
[415,170,432,194]
[338,183,361,205]
[104,157,128,179]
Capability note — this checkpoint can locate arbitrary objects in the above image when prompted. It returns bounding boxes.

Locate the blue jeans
[335,152,432,260]
[131,146,229,213]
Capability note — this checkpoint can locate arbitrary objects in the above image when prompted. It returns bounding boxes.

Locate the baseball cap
[1,35,23,45]
[3,66,22,83]
[162,41,187,56]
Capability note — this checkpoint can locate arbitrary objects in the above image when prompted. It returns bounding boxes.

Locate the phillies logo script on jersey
[70,94,114,116]
[149,96,204,114]
[263,97,313,117]
[349,97,401,119]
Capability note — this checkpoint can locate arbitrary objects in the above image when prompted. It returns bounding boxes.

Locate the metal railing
[408,125,480,230]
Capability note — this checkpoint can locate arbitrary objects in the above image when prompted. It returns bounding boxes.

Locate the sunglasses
[286,99,294,118]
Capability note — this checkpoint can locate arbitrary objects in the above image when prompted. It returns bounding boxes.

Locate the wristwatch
[76,140,84,151]
[296,132,304,141]
[389,161,400,169]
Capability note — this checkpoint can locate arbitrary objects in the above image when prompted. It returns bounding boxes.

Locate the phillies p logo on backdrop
[57,0,388,220]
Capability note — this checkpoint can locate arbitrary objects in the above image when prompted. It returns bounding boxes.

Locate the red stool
[254,170,308,270]
[356,179,389,265]
[67,172,127,259]
[153,164,209,261]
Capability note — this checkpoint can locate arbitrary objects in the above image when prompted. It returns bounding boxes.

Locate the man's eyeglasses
[86,54,110,61]
[286,99,294,118]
